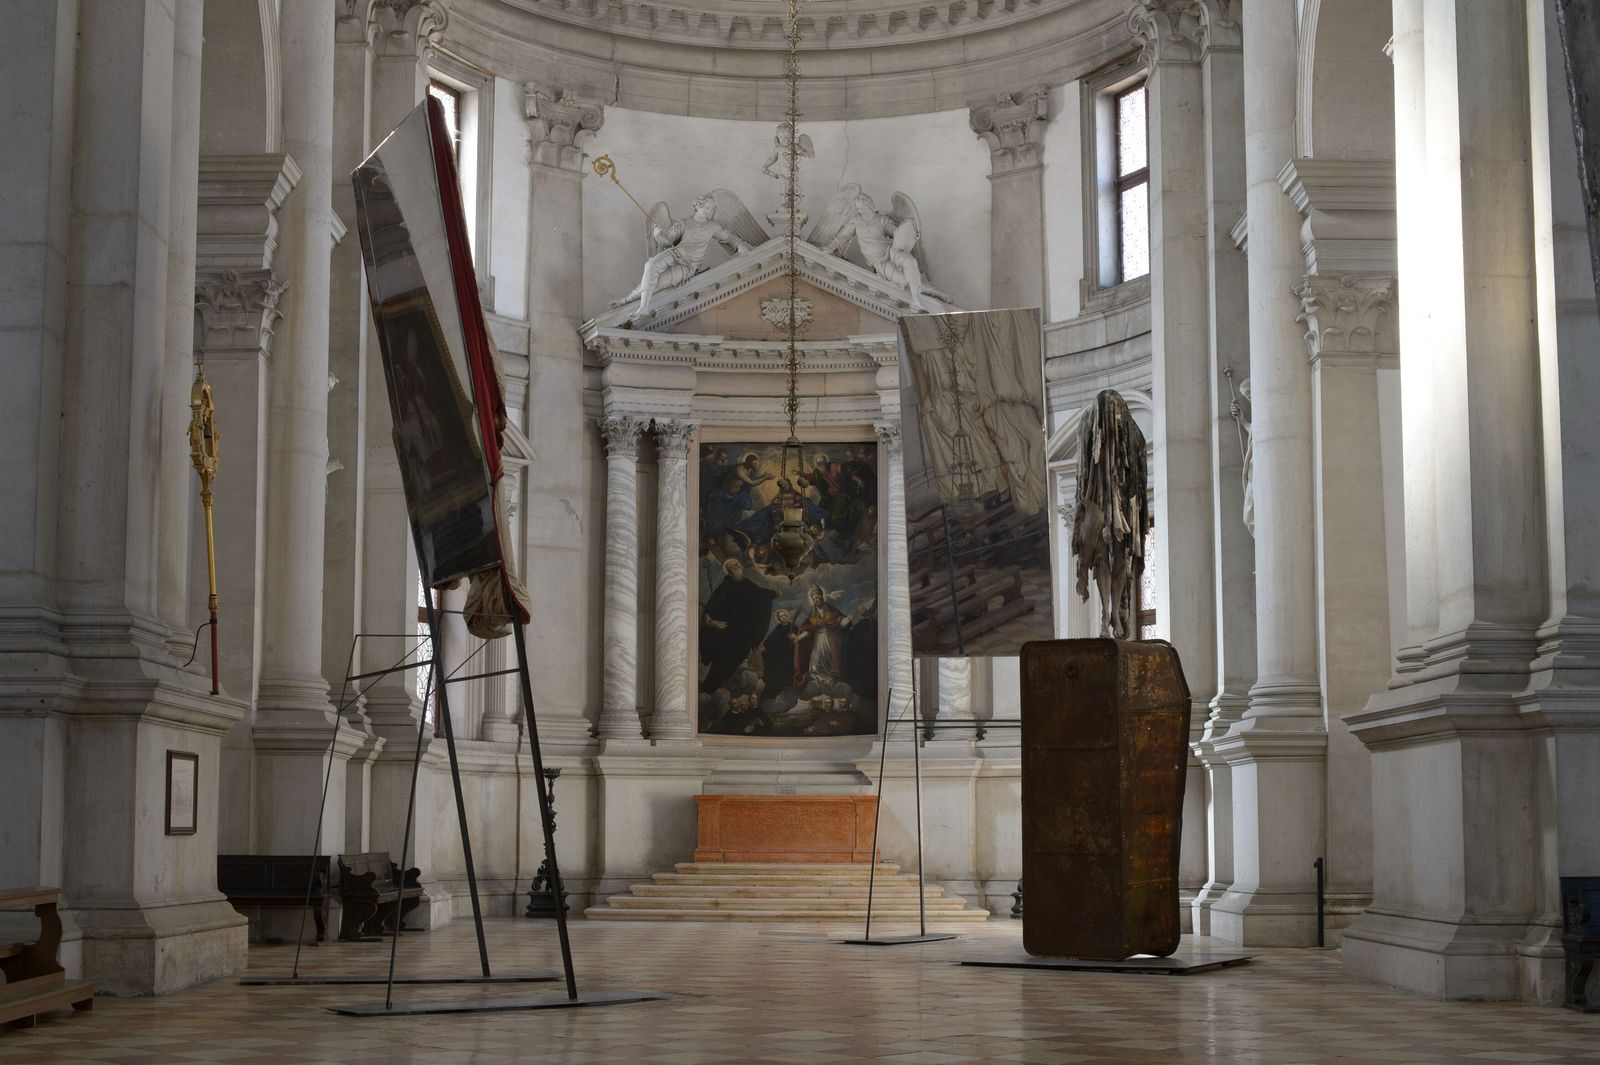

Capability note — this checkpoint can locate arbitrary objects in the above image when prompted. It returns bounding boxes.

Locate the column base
[594,748,718,894]
[1209,889,1320,946]
[74,898,248,995]
[1341,909,1534,1001]
[1190,881,1229,935]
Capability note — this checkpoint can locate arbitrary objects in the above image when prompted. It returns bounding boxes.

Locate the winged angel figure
[807,184,948,311]
[612,189,768,320]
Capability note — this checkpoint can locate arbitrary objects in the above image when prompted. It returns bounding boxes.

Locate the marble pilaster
[597,416,647,741]
[651,420,698,742]
[969,84,1050,311]
[1210,0,1327,948]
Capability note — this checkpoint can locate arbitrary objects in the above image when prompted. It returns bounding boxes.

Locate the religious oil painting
[899,308,1054,656]
[697,441,880,738]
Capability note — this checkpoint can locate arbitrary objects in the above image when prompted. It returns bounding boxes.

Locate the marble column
[254,0,361,859]
[1524,0,1600,1004]
[597,416,646,741]
[651,420,698,742]
[1130,0,1224,928]
[43,0,247,991]
[1210,0,1327,947]
[874,422,915,716]
[1343,0,1565,1002]
[1193,0,1253,935]
[522,83,607,747]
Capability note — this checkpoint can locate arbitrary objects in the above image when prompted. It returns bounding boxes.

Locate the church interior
[4,0,1600,1059]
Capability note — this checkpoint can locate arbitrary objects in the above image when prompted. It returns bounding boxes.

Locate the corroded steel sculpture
[1020,638,1190,960]
[1070,389,1151,640]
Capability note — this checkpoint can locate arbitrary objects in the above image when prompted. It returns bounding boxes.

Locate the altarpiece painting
[697,441,879,737]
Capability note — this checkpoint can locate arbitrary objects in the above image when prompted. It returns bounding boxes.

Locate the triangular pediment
[581,237,960,339]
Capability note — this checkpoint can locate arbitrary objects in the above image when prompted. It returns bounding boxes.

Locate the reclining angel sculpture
[807,184,949,311]
[1070,389,1152,641]
[612,189,768,321]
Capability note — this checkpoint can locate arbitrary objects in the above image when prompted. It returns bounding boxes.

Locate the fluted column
[874,423,915,713]
[597,416,646,741]
[1209,0,1327,947]
[651,420,698,742]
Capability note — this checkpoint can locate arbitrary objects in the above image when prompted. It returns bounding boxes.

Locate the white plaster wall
[580,107,993,320]
[1042,82,1084,324]
[489,76,529,320]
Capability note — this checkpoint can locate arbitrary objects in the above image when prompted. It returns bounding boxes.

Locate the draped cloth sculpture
[352,97,530,639]
[1070,390,1151,641]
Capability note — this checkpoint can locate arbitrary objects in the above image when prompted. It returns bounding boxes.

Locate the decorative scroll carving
[194,269,288,354]
[525,85,607,171]
[760,296,813,333]
[1129,0,1239,66]
[1293,275,1397,363]
[969,85,1050,173]
[598,416,645,459]
[370,0,447,57]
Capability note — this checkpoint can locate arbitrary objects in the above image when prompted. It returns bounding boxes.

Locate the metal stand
[524,768,569,918]
[840,680,957,947]
[326,601,665,1016]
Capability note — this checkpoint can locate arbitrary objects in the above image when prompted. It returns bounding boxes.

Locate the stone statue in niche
[611,189,767,320]
[1225,369,1255,537]
[1070,389,1151,640]
[808,184,948,311]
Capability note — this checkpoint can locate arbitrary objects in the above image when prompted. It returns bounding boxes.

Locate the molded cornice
[443,0,1136,120]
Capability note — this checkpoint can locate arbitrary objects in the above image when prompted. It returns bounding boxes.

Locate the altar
[692,795,879,863]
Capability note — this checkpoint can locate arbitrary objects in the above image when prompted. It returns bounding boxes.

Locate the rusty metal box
[1020,638,1191,960]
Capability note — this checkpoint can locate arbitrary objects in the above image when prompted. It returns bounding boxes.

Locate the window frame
[1079,56,1152,311]
[1111,82,1150,287]
[425,53,497,309]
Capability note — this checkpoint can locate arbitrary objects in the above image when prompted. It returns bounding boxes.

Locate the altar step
[586,862,991,923]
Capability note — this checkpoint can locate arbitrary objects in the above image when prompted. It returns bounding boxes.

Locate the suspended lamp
[770,0,813,573]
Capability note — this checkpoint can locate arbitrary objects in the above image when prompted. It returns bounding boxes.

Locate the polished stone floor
[4,917,1599,1064]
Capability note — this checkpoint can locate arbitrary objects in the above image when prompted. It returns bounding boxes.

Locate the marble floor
[4,917,1598,1064]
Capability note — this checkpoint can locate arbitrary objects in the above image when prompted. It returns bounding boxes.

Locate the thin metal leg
[911,672,927,936]
[385,638,437,1010]
[427,590,492,979]
[863,688,894,944]
[512,620,578,1000]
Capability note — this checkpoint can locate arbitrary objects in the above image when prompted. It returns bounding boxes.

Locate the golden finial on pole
[187,364,221,695]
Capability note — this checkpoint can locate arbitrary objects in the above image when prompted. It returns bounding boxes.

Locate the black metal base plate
[839,934,960,946]
[241,972,559,986]
[961,952,1254,975]
[327,989,666,1016]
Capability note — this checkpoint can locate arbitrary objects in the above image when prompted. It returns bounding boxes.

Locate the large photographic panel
[898,309,1053,657]
[697,441,880,738]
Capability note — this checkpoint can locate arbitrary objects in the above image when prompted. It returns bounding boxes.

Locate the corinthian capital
[873,422,903,453]
[599,416,645,459]
[1129,0,1238,67]
[1293,275,1397,365]
[369,0,447,57]
[525,84,607,171]
[194,268,289,356]
[652,420,698,460]
[969,85,1050,174]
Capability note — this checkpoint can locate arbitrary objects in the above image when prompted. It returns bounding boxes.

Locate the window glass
[1116,85,1147,178]
[1119,184,1150,282]
[427,80,461,159]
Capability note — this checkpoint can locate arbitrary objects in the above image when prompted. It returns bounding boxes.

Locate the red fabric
[425,97,529,626]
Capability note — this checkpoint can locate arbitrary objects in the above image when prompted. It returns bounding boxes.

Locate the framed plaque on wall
[165,751,198,836]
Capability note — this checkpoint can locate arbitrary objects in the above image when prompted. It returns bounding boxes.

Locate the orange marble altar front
[693,795,879,863]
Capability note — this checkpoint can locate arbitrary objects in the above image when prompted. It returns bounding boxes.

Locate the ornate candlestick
[525,768,569,917]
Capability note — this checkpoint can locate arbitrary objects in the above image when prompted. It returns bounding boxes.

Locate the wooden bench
[337,853,423,941]
[0,888,94,1027]
[216,855,333,943]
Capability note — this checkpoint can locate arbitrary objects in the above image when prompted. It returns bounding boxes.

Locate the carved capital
[652,419,698,460]
[969,85,1050,174]
[194,268,288,356]
[1129,0,1238,67]
[599,416,645,459]
[873,422,903,453]
[1293,275,1397,364]
[524,84,606,171]
[368,0,447,57]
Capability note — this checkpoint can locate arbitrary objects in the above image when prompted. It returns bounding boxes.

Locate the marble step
[607,895,973,912]
[672,862,900,876]
[585,907,990,923]
[653,871,920,886]
[629,883,947,899]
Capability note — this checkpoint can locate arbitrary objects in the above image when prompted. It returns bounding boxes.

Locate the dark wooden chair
[216,854,333,942]
[0,888,94,1027]
[337,853,423,941]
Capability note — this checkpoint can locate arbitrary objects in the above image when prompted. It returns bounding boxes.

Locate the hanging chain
[784,0,802,442]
